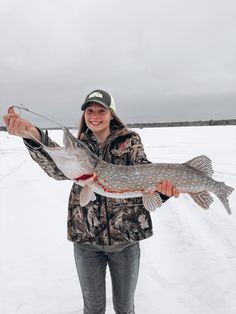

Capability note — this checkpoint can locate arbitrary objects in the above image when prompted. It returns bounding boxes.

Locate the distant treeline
[127,119,236,129]
[1,119,236,131]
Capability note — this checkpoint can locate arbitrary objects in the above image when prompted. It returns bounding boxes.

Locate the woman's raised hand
[3,106,41,141]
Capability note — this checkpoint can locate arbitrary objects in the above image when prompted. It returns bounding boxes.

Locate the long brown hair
[77,109,128,140]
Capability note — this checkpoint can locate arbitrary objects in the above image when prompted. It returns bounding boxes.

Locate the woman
[4,89,179,314]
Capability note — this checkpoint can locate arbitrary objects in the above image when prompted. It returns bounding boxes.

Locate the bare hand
[157,180,180,197]
[3,106,41,141]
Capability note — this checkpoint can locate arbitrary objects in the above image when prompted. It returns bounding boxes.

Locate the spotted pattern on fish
[42,128,234,215]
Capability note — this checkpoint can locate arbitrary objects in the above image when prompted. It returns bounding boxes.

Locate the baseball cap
[81,89,116,112]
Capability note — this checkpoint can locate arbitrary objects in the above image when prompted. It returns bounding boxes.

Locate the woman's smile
[90,120,102,125]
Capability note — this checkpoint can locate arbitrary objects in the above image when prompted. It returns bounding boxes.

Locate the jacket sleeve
[23,128,68,181]
[130,132,169,203]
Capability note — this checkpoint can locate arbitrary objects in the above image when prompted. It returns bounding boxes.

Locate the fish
[40,127,234,214]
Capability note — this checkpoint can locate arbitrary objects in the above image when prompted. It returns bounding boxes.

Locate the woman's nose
[91,111,100,118]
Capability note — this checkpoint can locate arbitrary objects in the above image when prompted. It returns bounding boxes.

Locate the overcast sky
[0,0,236,127]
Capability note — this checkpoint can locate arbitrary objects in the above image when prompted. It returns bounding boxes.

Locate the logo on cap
[88,92,103,99]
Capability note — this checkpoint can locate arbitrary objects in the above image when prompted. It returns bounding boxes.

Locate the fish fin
[188,191,214,209]
[80,185,96,207]
[142,192,162,211]
[90,191,97,202]
[216,183,234,215]
[185,155,214,177]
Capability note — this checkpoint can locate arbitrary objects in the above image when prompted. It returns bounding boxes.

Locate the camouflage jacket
[24,126,168,246]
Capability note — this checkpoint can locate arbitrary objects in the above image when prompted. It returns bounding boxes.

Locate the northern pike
[39,127,234,214]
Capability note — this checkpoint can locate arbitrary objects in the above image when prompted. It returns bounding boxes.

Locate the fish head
[42,127,98,180]
[62,127,78,150]
[62,126,99,168]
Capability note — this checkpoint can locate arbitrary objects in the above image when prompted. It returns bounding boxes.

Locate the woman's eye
[85,109,107,115]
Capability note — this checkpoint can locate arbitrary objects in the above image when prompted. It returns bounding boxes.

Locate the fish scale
[95,162,213,193]
[41,127,234,215]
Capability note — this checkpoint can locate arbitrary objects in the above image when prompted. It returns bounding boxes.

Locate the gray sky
[0,0,236,127]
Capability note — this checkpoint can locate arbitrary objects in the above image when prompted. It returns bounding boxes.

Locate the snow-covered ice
[1,126,236,314]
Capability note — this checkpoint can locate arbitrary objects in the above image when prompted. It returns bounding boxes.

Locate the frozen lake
[1,125,236,314]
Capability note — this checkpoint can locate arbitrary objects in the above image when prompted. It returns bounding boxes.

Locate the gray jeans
[73,242,140,314]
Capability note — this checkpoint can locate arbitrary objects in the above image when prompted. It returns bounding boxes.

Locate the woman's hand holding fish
[157,180,180,197]
[3,107,41,141]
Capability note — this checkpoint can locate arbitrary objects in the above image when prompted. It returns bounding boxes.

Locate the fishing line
[10,105,64,128]
[9,105,82,153]
[9,105,65,147]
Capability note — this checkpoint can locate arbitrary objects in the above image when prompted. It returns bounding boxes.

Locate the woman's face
[84,103,112,136]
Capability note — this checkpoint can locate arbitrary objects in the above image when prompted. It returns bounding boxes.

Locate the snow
[1,126,236,314]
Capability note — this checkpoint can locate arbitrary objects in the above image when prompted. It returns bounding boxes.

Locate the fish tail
[216,182,234,215]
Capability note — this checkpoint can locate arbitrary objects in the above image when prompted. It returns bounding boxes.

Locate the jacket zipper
[101,142,112,246]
